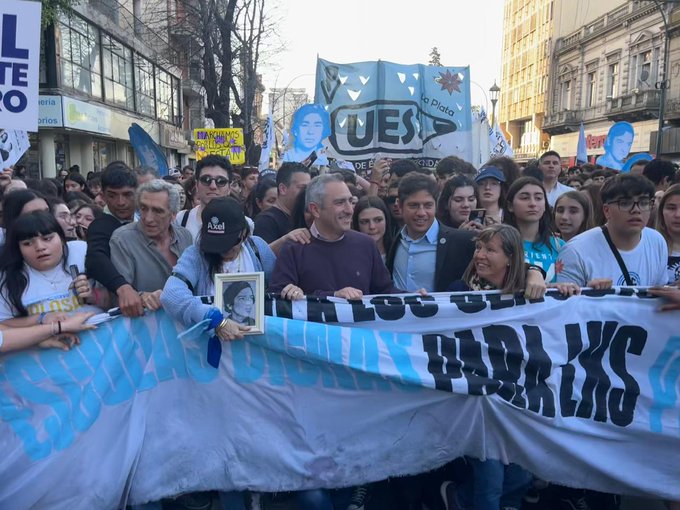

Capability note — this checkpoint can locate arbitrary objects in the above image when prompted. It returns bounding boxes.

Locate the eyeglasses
[607,198,655,211]
[198,175,230,188]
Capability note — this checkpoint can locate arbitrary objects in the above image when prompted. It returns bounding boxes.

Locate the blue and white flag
[315,58,473,170]
[259,114,274,171]
[577,122,588,164]
[489,121,513,159]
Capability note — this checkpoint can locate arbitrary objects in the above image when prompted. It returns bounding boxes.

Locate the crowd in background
[1,149,679,510]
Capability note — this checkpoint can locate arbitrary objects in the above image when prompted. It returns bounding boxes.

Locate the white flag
[259,114,274,171]
[489,121,514,159]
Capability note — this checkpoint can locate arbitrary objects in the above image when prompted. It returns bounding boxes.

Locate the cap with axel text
[200,197,247,254]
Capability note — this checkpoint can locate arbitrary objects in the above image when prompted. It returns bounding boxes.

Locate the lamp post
[489,81,501,126]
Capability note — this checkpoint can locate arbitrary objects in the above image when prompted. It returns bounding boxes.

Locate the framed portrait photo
[214,272,265,335]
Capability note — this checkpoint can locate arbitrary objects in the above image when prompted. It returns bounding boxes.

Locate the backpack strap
[601,226,633,285]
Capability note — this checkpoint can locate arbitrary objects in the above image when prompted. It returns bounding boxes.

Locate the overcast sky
[260,0,505,111]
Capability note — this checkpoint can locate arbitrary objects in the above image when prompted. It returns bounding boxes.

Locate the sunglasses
[198,175,230,188]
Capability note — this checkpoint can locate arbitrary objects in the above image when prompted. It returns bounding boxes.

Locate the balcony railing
[605,89,660,122]
[543,109,582,135]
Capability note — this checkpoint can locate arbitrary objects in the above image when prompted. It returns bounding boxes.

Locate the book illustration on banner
[595,121,634,171]
[282,104,331,167]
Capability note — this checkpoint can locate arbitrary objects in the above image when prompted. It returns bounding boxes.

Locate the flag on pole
[489,121,514,159]
[576,122,588,164]
[259,114,274,171]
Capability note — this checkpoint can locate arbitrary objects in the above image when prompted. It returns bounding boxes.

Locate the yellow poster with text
[194,128,246,164]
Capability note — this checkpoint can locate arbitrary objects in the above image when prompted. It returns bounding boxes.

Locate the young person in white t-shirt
[539,150,575,206]
[0,211,107,322]
[556,174,667,287]
[655,184,680,284]
[174,155,234,241]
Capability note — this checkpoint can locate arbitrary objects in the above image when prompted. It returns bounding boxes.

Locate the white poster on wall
[0,0,42,132]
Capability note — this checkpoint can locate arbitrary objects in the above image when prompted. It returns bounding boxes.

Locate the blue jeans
[296,489,334,510]
[457,458,532,510]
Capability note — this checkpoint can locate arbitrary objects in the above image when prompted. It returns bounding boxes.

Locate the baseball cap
[200,197,247,254]
[475,166,506,183]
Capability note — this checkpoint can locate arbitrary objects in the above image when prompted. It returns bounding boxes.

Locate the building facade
[499,0,554,163]
[32,0,200,178]
[544,1,670,163]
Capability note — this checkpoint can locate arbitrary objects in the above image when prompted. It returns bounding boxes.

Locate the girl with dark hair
[239,166,259,201]
[64,172,90,196]
[504,176,564,282]
[554,191,595,242]
[244,177,277,219]
[73,203,103,241]
[0,211,105,321]
[2,189,49,235]
[47,197,77,240]
[436,174,481,229]
[352,195,393,262]
[580,184,606,226]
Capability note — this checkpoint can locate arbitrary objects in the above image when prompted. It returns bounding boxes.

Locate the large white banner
[1,290,679,509]
[0,0,42,132]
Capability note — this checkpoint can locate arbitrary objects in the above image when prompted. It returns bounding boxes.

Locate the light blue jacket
[160,236,275,327]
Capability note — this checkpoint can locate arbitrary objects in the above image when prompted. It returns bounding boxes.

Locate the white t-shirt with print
[556,226,668,287]
[0,241,100,320]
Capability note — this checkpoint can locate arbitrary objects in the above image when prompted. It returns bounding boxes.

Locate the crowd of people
[1,149,679,510]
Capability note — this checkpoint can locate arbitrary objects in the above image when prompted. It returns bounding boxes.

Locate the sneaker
[439,481,461,510]
[523,487,540,504]
[561,495,590,510]
[346,485,370,510]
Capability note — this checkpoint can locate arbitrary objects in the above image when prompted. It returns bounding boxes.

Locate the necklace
[31,265,65,289]
[222,249,243,274]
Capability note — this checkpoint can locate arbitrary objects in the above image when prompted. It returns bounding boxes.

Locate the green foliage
[40,0,81,29]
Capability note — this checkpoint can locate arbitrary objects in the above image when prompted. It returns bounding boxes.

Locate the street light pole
[489,81,501,126]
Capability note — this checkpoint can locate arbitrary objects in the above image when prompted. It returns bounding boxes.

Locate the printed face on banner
[282,104,331,165]
[595,122,634,171]
[315,58,473,171]
[0,1,42,132]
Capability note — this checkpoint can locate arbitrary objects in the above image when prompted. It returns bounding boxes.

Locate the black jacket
[386,222,476,292]
[85,214,129,293]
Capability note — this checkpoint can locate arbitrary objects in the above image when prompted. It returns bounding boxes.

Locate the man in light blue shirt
[393,218,439,291]
[390,174,440,292]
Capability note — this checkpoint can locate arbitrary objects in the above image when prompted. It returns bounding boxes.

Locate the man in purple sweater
[269,173,400,299]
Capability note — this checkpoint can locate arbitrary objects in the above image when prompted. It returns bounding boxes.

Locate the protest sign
[194,128,246,165]
[315,58,472,171]
[1,291,679,509]
[0,0,42,132]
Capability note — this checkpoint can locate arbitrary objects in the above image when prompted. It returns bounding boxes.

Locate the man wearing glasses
[175,155,233,241]
[556,174,667,287]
